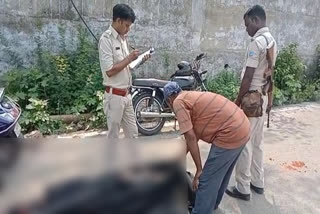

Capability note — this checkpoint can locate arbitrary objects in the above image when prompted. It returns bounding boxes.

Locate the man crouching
[164,82,250,214]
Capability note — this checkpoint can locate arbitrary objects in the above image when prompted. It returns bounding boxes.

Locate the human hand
[192,169,202,191]
[141,54,151,64]
[128,50,140,62]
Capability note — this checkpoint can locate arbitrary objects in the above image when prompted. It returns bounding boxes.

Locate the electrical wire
[70,0,99,43]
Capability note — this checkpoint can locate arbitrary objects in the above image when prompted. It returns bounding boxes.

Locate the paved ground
[4,102,319,214]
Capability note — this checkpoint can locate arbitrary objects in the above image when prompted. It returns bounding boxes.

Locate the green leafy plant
[2,26,104,134]
[88,90,107,129]
[20,98,65,135]
[274,44,305,103]
[273,86,287,106]
[314,45,320,89]
[274,43,320,104]
[3,26,103,115]
[206,69,240,101]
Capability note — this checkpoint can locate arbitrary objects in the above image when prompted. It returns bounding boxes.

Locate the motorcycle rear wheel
[133,93,166,136]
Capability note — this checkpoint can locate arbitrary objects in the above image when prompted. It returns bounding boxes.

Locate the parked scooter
[0,88,23,138]
[131,53,208,136]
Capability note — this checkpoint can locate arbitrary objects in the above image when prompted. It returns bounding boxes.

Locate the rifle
[266,77,273,128]
[262,35,275,128]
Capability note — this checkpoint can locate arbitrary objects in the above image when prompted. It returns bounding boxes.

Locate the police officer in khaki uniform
[98,4,148,139]
[226,5,277,201]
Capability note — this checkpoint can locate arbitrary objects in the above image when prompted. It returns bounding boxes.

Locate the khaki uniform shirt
[241,27,278,91]
[98,26,132,89]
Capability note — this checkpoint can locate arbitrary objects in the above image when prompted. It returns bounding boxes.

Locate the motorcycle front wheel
[133,93,166,136]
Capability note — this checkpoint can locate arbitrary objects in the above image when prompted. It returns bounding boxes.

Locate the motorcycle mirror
[196,53,206,61]
[201,70,208,75]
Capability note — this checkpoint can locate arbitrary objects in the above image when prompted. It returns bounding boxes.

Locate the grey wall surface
[1,0,320,79]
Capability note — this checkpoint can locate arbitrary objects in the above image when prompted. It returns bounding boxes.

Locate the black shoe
[225,186,250,201]
[250,183,264,194]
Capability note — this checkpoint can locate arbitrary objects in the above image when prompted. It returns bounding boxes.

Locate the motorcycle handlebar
[195,53,206,61]
[201,70,208,75]
[192,53,206,70]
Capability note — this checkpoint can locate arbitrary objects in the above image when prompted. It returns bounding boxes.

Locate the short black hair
[244,5,266,21]
[113,4,136,23]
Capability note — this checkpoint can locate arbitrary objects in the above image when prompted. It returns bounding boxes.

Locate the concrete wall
[1,0,320,79]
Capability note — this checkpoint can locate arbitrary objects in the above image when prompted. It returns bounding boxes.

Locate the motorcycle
[131,53,208,136]
[0,88,23,138]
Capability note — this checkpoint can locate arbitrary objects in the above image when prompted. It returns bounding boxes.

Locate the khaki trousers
[235,95,268,194]
[103,92,138,139]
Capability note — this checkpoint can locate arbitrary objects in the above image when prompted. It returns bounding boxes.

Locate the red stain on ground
[291,161,305,168]
[283,161,307,171]
[285,165,297,171]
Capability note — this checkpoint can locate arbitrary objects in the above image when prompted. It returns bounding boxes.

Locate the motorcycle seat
[133,79,169,88]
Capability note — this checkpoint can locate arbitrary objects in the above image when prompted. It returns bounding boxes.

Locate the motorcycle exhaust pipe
[140,112,175,118]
